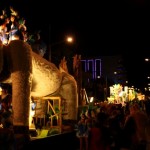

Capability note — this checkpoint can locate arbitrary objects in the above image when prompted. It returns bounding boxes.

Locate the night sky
[1,0,150,90]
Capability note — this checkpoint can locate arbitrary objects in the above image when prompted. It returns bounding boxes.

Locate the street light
[66,36,73,43]
[49,35,74,61]
[145,58,150,62]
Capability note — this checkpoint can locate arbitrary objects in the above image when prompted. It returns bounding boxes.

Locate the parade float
[107,84,145,105]
[0,6,78,142]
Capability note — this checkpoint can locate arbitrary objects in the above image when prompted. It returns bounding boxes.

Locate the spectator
[76,113,89,150]
[0,84,12,129]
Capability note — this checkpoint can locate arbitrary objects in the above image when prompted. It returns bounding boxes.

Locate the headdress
[10,6,18,17]
[0,9,7,20]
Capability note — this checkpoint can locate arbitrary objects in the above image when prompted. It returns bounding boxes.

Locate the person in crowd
[8,8,19,41]
[0,84,13,129]
[144,99,150,117]
[120,103,148,150]
[0,84,15,150]
[108,105,125,150]
[145,119,150,150]
[0,10,10,45]
[76,113,89,150]
[8,6,27,42]
[89,111,111,150]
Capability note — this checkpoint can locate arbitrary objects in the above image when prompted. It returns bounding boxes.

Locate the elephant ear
[0,41,3,73]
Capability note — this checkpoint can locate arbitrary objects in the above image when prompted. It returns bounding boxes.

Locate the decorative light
[89,97,94,103]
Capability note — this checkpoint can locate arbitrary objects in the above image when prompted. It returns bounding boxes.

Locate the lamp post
[49,36,74,61]
[145,58,150,95]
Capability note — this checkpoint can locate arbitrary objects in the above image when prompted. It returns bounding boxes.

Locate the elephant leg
[7,40,32,133]
[12,71,32,147]
[12,71,32,128]
[3,40,33,148]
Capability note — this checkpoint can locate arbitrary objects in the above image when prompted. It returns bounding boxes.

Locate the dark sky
[1,0,150,90]
[1,0,150,50]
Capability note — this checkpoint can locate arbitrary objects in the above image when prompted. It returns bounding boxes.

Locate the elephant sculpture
[0,40,78,134]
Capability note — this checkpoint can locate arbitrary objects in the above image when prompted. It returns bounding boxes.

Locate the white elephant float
[0,40,78,134]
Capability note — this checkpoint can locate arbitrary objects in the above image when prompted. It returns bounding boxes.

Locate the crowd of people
[76,99,150,150]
